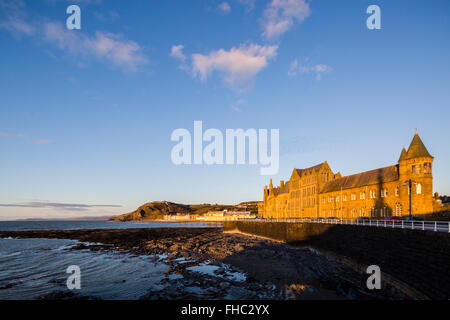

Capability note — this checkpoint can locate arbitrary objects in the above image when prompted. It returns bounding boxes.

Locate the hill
[110,201,258,222]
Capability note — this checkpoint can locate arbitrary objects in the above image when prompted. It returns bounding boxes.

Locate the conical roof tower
[398,147,407,162]
[405,131,433,160]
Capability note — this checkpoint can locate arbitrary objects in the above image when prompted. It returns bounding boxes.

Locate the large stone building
[258,132,436,219]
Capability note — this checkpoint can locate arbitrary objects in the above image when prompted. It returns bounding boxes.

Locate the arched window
[416,183,422,194]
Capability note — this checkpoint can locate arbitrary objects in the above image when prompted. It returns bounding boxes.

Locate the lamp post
[403,179,416,219]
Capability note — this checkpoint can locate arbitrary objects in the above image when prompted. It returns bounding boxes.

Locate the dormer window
[424,162,431,173]
[412,165,421,174]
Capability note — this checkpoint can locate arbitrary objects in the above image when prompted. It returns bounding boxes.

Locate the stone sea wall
[223,221,450,300]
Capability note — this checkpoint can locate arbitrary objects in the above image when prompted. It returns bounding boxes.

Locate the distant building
[197,210,256,221]
[259,132,437,219]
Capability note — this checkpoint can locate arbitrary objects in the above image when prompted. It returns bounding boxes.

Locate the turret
[399,131,434,175]
[269,178,273,194]
[398,131,434,214]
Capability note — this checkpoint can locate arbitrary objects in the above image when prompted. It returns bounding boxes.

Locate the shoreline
[0,227,409,300]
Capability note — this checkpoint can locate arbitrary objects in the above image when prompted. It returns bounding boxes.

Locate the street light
[402,179,417,219]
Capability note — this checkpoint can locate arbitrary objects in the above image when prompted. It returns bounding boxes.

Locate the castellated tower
[398,131,434,215]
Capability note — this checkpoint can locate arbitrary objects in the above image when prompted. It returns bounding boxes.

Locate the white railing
[241,218,450,233]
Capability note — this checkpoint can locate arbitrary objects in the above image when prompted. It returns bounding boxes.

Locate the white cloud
[218,2,231,14]
[42,22,147,71]
[0,1,147,71]
[262,0,311,40]
[191,43,278,87]
[288,58,332,80]
[170,44,186,62]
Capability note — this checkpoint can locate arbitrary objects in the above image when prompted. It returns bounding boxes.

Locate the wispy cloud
[34,139,51,145]
[191,43,278,88]
[218,2,231,14]
[0,201,122,212]
[0,0,147,71]
[170,44,186,62]
[262,0,311,40]
[0,131,50,144]
[42,22,147,71]
[236,0,255,11]
[288,58,332,80]
[0,0,34,35]
[231,99,246,112]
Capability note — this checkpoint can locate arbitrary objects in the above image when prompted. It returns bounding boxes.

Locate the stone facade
[259,132,436,219]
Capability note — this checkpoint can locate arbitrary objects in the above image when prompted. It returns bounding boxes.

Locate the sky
[0,0,449,220]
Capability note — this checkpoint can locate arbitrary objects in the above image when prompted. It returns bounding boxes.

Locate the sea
[0,220,220,300]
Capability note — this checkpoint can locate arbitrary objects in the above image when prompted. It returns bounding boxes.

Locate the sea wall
[223,221,450,300]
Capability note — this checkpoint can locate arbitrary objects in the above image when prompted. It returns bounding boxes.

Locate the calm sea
[0,220,219,300]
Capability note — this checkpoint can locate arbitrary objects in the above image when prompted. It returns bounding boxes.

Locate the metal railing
[240,217,450,233]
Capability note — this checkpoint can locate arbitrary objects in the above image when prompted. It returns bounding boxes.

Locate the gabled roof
[320,165,399,193]
[404,132,433,160]
[294,162,325,177]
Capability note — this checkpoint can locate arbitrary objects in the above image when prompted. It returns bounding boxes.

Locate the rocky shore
[0,227,408,299]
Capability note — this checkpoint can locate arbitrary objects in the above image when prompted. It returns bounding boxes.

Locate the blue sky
[1,0,449,219]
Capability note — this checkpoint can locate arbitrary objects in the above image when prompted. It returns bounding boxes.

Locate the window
[380,188,388,198]
[351,193,356,201]
[328,196,333,203]
[322,197,326,204]
[343,194,348,202]
[412,165,421,174]
[424,162,431,174]
[360,191,366,200]
[395,187,399,197]
[370,190,376,199]
[336,196,339,203]
[416,183,422,194]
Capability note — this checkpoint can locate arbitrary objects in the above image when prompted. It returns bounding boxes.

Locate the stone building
[259,132,436,219]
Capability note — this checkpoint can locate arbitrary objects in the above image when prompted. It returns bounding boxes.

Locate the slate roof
[398,147,407,162]
[320,165,399,193]
[404,133,433,160]
[295,163,325,177]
